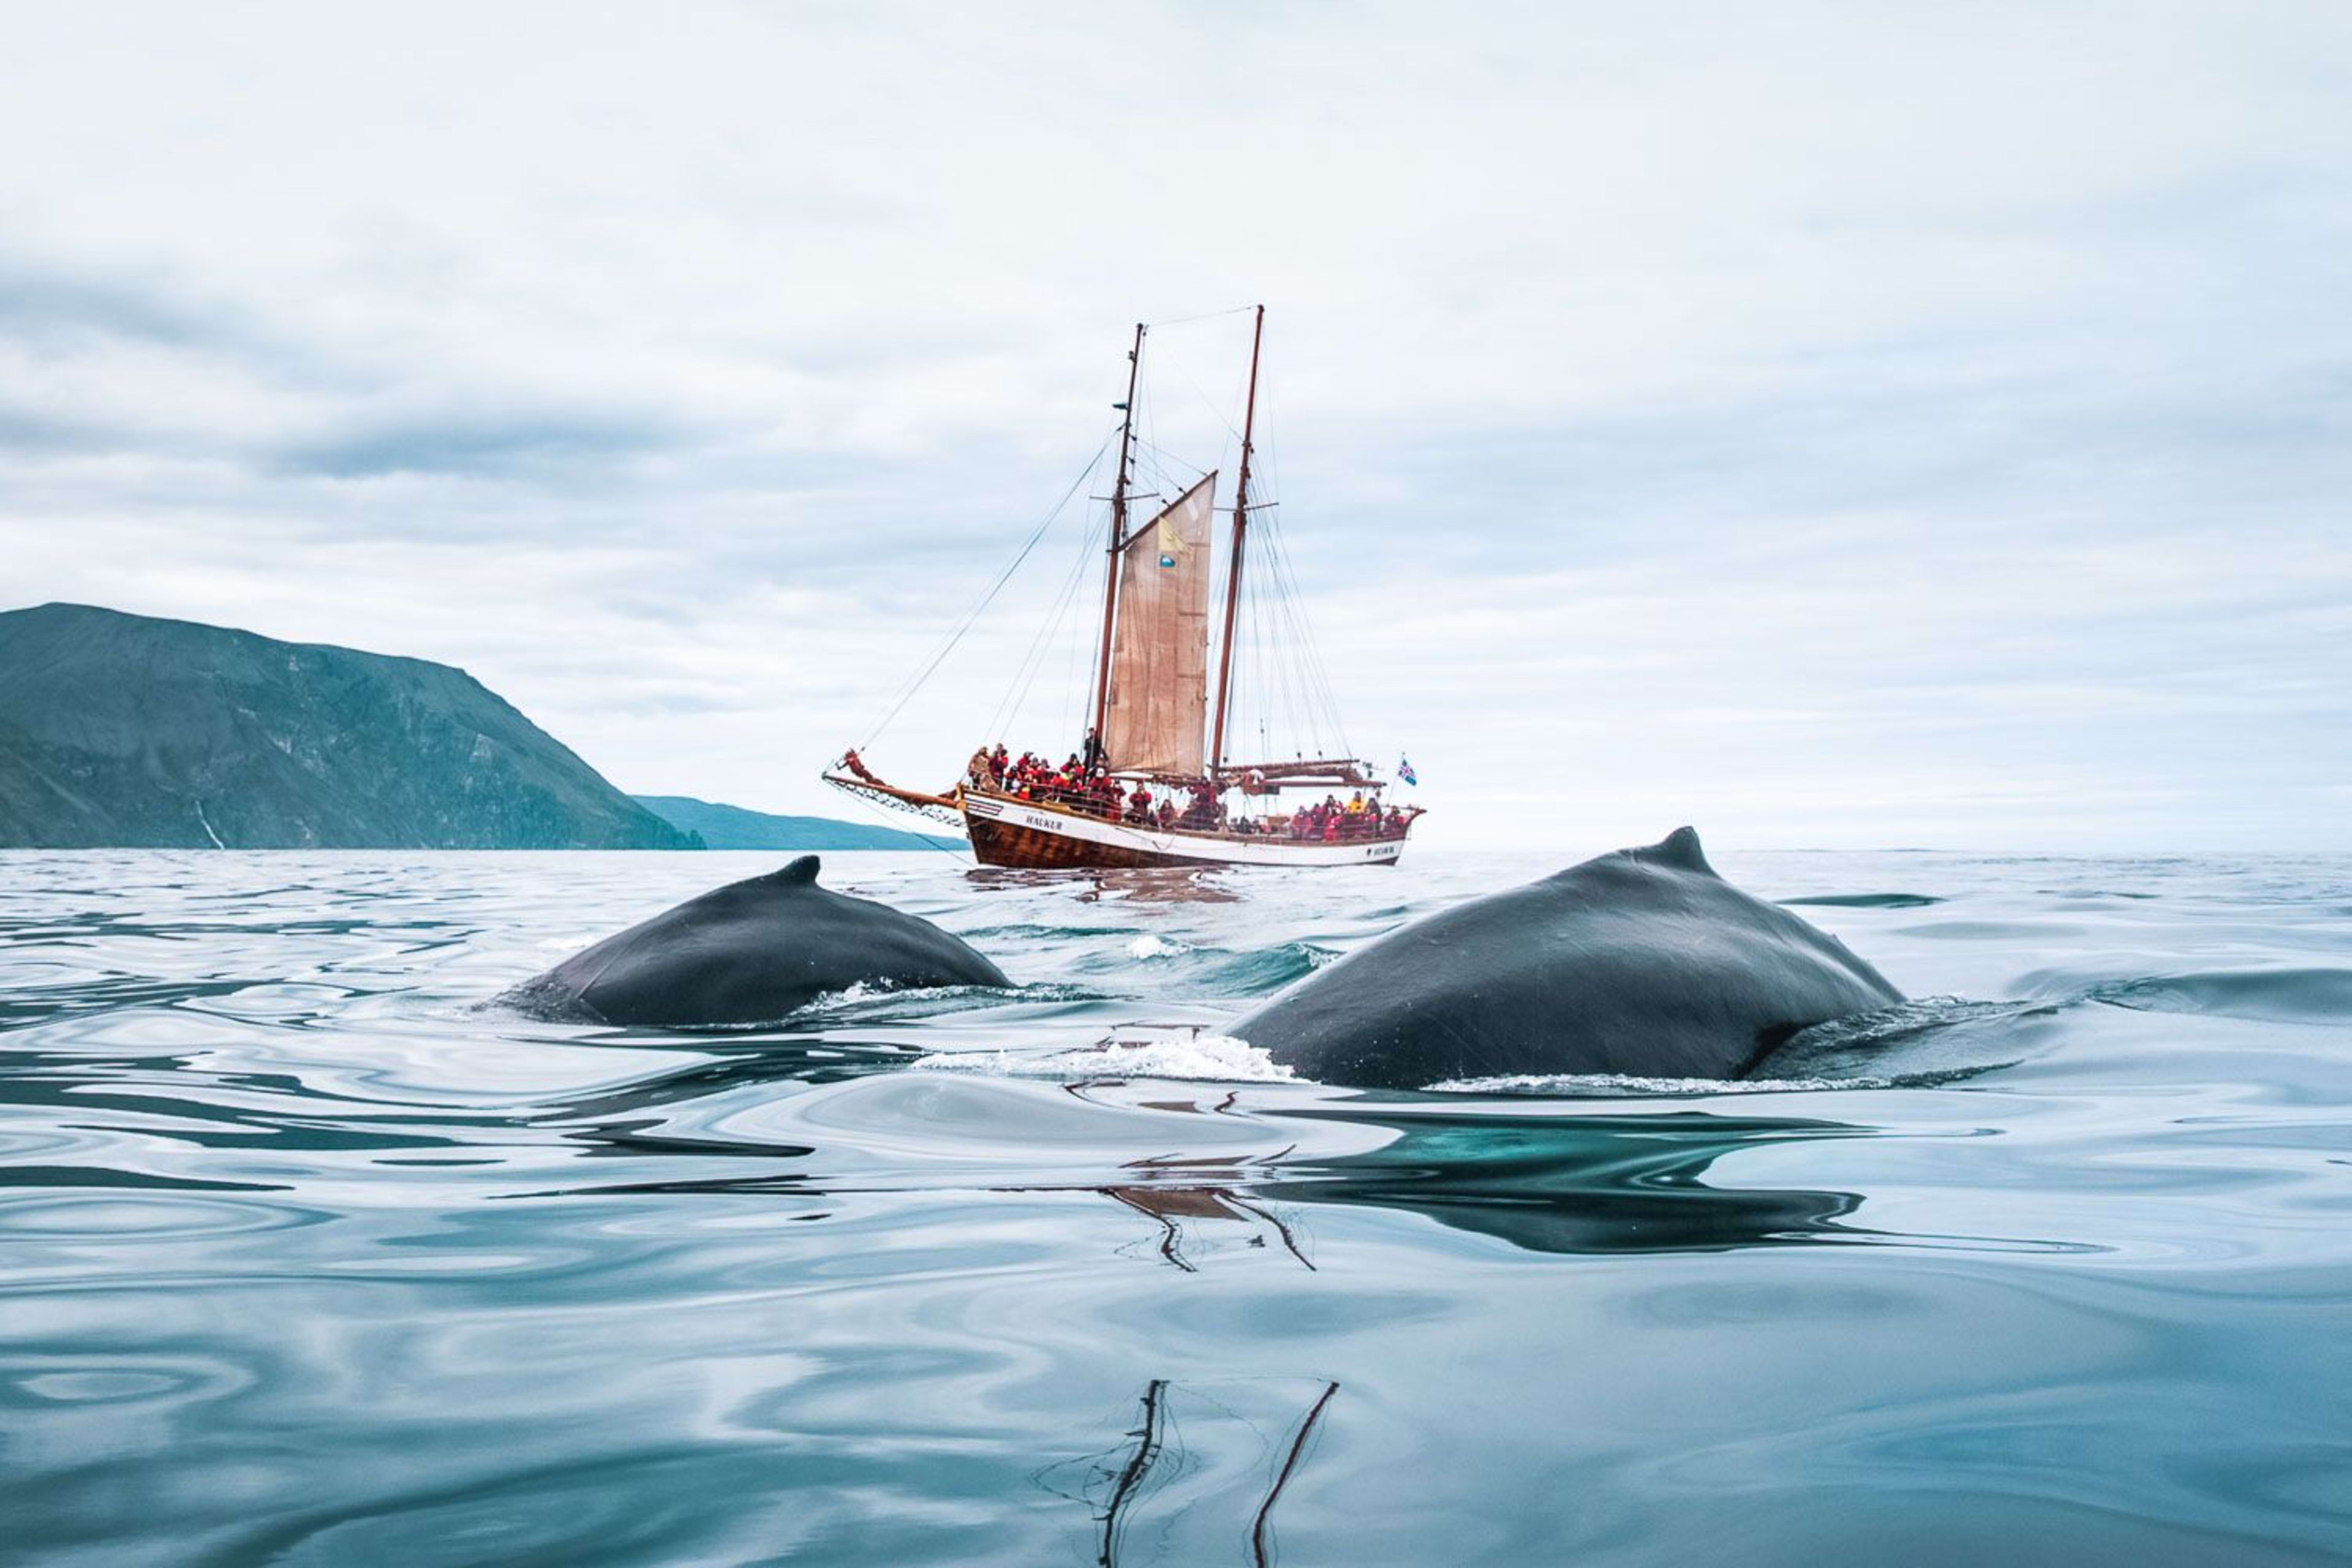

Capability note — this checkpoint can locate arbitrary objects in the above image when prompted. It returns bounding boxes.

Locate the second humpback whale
[501,856,1011,1026]
[1231,827,1902,1089]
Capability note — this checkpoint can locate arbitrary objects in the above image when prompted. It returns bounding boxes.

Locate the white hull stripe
[963,795,1404,867]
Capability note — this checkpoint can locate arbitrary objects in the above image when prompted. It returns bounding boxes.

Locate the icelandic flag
[1398,755,1418,786]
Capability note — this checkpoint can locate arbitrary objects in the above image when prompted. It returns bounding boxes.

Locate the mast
[1088,322,1147,755]
[1207,304,1264,776]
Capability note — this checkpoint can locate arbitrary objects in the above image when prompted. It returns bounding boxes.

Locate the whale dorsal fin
[1641,826,1714,876]
[767,855,822,886]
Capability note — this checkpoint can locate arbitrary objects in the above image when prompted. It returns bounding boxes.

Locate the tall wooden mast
[1207,304,1264,777]
[1087,322,1147,754]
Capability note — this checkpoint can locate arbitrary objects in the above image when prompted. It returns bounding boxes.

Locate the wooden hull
[961,791,1407,870]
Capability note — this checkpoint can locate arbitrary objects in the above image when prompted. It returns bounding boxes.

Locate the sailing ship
[825,307,1420,869]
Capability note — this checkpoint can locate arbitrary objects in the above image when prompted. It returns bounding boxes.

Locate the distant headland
[0,603,945,852]
[631,796,957,853]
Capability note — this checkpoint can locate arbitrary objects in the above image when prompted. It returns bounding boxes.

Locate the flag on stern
[1398,756,1418,786]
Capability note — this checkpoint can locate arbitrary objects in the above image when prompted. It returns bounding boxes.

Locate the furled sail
[1103,471,1216,775]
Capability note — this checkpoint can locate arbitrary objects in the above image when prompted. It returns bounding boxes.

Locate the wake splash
[916,1033,1297,1083]
[793,979,1099,1022]
[1437,998,2049,1097]
[911,996,2047,1096]
[1430,1071,1918,1097]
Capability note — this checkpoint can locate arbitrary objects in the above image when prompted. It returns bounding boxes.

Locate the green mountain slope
[0,603,699,850]
[633,794,960,852]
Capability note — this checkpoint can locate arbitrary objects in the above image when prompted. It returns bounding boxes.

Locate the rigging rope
[856,435,1112,753]
[987,492,1104,745]
[1145,303,1262,329]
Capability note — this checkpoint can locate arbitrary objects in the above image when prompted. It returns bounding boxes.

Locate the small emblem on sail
[1156,515,1188,569]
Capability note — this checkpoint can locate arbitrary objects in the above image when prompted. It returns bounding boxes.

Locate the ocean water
[2,846,2348,1566]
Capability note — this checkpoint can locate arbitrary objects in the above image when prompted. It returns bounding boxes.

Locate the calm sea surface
[2,846,2348,1566]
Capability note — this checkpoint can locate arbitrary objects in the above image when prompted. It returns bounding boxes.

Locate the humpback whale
[1231,828,1902,1088]
[502,856,1010,1026]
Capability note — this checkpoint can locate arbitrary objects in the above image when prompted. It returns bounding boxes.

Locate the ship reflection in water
[1063,1098,1882,1266]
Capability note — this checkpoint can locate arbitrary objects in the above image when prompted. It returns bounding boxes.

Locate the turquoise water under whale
[2,847,2348,1566]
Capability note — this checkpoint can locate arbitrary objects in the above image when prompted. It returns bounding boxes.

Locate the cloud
[273,407,690,480]
[0,402,111,456]
[0,263,230,351]
[0,2,2347,848]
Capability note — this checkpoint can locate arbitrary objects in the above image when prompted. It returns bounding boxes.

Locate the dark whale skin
[1232,828,1902,1088]
[503,856,1011,1026]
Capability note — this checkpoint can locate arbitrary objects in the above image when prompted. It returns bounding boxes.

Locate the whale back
[513,856,1011,1026]
[1234,828,1901,1088]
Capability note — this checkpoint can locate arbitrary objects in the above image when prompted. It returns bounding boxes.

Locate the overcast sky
[4,1,2347,851]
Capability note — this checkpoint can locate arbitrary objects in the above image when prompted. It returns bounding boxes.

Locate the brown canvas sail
[1103,471,1216,775]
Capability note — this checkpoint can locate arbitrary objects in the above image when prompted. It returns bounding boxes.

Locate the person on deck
[1127,784,1153,824]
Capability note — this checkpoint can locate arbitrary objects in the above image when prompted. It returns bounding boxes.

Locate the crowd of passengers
[968,743,1412,840]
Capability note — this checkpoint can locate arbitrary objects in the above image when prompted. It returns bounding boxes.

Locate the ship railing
[963,783,1417,844]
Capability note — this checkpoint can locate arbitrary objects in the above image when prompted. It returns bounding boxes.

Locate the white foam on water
[1430,1071,1903,1097]
[917,1033,1295,1083]
[1125,933,1189,960]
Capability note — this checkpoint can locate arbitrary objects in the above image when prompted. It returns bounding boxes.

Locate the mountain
[0,603,699,850]
[633,794,961,852]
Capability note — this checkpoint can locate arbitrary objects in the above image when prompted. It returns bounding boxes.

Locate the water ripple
[1,846,2348,1564]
